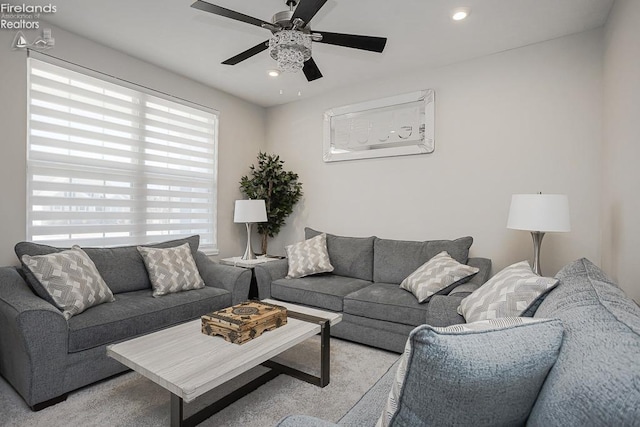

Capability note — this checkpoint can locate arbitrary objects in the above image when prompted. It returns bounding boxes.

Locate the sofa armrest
[0,267,69,407]
[425,294,466,327]
[275,415,338,427]
[195,252,251,304]
[255,259,289,300]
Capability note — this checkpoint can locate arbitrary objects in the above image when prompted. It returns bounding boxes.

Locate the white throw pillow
[137,243,205,297]
[458,261,559,322]
[21,245,115,319]
[285,233,334,278]
[400,251,479,303]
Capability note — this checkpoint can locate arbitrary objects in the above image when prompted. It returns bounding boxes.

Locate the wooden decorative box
[201,301,287,344]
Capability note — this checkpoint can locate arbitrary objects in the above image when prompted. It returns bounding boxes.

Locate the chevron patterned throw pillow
[458,261,559,322]
[400,251,480,303]
[285,233,334,279]
[137,243,204,297]
[21,245,115,319]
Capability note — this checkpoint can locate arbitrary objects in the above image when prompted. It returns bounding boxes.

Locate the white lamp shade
[234,200,267,223]
[507,194,571,232]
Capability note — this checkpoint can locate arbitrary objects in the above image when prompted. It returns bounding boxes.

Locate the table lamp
[507,193,570,275]
[234,199,268,260]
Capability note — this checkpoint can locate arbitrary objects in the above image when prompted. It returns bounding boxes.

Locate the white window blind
[26,58,218,252]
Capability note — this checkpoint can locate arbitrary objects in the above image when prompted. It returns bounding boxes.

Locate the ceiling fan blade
[303,57,323,81]
[191,1,271,29]
[291,0,328,26]
[315,31,387,53]
[222,41,269,65]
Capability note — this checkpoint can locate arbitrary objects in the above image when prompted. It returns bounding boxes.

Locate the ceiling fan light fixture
[191,0,387,81]
[269,30,312,73]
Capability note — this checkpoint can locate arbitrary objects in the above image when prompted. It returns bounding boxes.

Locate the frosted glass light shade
[234,200,267,223]
[269,30,312,73]
[507,194,571,232]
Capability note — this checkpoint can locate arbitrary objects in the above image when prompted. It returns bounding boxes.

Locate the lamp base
[530,231,545,276]
[241,223,257,260]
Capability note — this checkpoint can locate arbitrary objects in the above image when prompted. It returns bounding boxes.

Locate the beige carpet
[0,336,399,427]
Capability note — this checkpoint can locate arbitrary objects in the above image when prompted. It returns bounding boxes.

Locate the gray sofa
[276,258,640,426]
[0,236,251,410]
[256,228,491,353]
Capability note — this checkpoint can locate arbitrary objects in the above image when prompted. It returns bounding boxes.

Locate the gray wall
[264,30,603,281]
[602,0,640,302]
[0,24,266,265]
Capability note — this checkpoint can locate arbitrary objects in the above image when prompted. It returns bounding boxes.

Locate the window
[26,58,218,253]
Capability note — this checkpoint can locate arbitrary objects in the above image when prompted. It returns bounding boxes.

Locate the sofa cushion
[138,243,205,297]
[373,236,473,284]
[458,261,558,323]
[21,246,115,319]
[271,275,371,312]
[343,283,429,327]
[334,314,416,354]
[379,318,563,427]
[285,234,334,278]
[527,258,640,426]
[15,235,200,294]
[400,251,479,303]
[67,285,231,353]
[305,228,375,281]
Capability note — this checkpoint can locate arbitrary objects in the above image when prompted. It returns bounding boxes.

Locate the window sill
[200,247,220,256]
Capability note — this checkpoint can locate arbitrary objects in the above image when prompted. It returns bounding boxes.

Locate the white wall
[265,30,603,277]
[602,0,640,302]
[0,31,28,267]
[0,24,266,265]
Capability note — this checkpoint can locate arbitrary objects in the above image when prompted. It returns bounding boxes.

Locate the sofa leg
[31,393,68,411]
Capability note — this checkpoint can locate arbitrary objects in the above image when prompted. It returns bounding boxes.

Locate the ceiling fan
[191,0,387,82]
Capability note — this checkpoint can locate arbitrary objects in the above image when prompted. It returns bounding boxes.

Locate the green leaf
[239,152,303,253]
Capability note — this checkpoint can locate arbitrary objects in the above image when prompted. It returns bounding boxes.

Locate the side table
[219,256,284,299]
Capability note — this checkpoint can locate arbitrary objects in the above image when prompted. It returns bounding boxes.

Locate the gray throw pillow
[305,227,375,281]
[21,246,115,319]
[378,317,564,427]
[137,243,205,297]
[285,234,334,279]
[458,261,559,323]
[400,251,479,303]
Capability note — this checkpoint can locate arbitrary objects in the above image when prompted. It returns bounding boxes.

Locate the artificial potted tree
[240,152,303,255]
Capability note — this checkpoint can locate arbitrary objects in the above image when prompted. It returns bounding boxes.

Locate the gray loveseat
[277,258,640,426]
[256,228,491,353]
[0,236,251,410]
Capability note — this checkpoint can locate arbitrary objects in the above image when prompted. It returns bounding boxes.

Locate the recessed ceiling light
[268,70,280,77]
[451,7,471,21]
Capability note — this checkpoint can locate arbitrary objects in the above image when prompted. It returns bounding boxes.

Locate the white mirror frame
[323,89,435,163]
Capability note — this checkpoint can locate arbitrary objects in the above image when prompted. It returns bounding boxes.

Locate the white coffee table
[107,300,341,427]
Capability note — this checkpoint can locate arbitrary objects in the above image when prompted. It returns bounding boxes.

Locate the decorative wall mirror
[323,89,435,162]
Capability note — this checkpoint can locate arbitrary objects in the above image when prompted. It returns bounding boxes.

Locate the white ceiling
[35,0,613,107]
